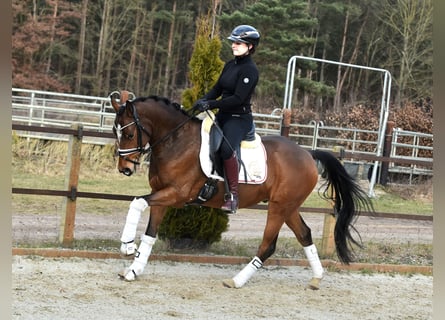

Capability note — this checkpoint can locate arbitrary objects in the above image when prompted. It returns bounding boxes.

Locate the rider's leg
[221,151,239,213]
[219,116,248,214]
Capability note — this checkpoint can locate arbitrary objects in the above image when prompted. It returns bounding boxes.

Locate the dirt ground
[12,255,432,320]
[12,207,433,320]
[11,209,433,245]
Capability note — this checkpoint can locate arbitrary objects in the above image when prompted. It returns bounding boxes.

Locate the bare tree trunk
[163,1,177,96]
[317,47,327,113]
[103,2,118,95]
[303,0,317,110]
[170,20,182,99]
[337,9,368,108]
[75,0,89,94]
[334,7,349,112]
[211,0,221,38]
[148,22,163,93]
[141,4,157,93]
[46,0,58,76]
[95,0,111,95]
[32,0,37,21]
[126,5,143,90]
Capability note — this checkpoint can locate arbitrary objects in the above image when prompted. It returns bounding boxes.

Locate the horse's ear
[120,90,130,103]
[110,90,131,113]
[110,91,121,112]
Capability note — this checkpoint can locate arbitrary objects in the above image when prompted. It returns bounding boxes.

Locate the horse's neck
[148,112,200,157]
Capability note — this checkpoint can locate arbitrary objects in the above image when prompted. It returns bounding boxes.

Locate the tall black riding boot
[221,153,239,213]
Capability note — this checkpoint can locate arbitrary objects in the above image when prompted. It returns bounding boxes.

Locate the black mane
[133,95,194,118]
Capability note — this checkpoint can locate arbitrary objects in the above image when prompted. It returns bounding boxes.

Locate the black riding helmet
[227,25,260,52]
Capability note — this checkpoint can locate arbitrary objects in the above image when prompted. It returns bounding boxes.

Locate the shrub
[158,206,229,249]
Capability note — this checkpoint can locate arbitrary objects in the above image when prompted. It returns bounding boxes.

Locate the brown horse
[110,91,372,289]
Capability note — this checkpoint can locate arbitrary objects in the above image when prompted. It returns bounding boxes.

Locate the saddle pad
[199,114,267,184]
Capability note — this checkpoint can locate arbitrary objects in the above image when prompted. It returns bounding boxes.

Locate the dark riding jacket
[202,55,258,114]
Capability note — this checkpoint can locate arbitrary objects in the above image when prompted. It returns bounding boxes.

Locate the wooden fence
[11,123,433,257]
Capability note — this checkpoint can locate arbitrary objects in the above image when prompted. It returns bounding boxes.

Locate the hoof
[118,268,137,282]
[306,277,322,290]
[222,279,236,288]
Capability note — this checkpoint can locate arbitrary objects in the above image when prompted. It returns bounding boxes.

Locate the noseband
[114,101,194,165]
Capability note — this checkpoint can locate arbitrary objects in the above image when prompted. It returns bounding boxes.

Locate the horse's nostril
[120,168,133,176]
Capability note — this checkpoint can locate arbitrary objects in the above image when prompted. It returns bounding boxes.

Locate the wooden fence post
[59,123,83,247]
[320,146,344,258]
[320,212,336,258]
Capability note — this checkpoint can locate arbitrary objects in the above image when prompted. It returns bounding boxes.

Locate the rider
[193,25,260,214]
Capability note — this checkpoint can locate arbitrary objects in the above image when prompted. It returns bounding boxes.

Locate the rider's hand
[192,99,210,112]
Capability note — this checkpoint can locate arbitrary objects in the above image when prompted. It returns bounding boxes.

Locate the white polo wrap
[120,197,148,243]
[304,244,324,279]
[232,256,263,288]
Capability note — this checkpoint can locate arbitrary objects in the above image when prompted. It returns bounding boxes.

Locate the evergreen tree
[181,14,224,108]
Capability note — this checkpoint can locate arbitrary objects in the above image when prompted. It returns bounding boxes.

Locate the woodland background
[12,0,433,133]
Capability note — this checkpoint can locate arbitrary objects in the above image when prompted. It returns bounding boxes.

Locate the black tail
[310,150,374,264]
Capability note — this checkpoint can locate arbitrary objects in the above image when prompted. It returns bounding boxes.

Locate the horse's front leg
[119,197,149,256]
[119,205,166,281]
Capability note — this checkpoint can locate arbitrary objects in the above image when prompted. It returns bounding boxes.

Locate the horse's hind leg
[285,210,324,290]
[223,208,284,289]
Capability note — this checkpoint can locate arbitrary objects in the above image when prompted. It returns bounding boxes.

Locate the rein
[116,100,195,165]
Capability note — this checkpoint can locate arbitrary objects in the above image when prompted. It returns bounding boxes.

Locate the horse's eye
[127,134,134,139]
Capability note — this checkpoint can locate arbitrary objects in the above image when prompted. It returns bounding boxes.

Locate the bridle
[114,100,194,165]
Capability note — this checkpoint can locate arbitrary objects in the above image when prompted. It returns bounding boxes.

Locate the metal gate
[283,55,392,197]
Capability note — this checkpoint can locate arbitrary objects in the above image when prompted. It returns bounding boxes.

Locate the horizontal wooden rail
[12,123,115,139]
[12,187,432,222]
[13,124,433,168]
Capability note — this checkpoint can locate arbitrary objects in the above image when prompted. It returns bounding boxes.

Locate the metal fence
[12,88,433,181]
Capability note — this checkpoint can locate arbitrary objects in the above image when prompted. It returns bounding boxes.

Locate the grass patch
[13,237,433,266]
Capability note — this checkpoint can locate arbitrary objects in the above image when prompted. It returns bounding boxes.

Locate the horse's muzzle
[118,155,139,176]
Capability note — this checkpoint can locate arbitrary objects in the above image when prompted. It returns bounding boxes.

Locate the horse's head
[111,91,150,176]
